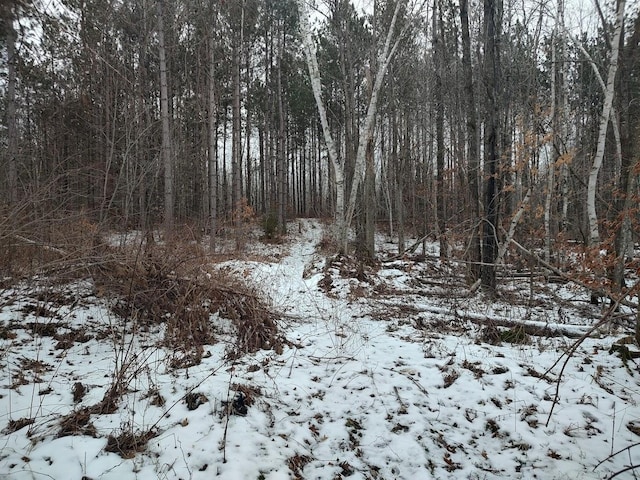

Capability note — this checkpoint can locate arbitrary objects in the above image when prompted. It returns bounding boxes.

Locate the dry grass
[57,408,97,438]
[105,428,157,459]
[0,203,103,282]
[3,417,34,434]
[93,240,284,362]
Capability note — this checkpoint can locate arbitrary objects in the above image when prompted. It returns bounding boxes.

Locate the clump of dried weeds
[93,240,284,362]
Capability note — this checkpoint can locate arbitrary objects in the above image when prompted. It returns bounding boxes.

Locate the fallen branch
[470,189,531,293]
[544,298,620,426]
[508,238,638,310]
[386,233,431,260]
[11,234,69,256]
[377,300,591,338]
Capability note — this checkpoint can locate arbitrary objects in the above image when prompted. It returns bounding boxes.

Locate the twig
[509,238,638,310]
[221,365,235,463]
[399,372,429,397]
[595,442,640,471]
[544,299,620,426]
[611,402,616,456]
[605,464,640,480]
[393,386,407,412]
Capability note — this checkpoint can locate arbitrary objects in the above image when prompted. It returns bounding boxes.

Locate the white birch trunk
[297,0,407,252]
[567,27,623,183]
[559,2,570,238]
[344,0,406,240]
[296,0,346,245]
[587,0,625,246]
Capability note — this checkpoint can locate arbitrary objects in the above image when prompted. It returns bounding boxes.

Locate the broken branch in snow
[377,300,591,339]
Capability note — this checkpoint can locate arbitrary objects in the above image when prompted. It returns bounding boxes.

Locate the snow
[0,218,639,479]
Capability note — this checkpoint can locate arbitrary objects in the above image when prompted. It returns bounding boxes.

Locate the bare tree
[587,0,625,246]
[460,0,481,281]
[297,0,408,253]
[480,0,502,292]
[157,0,174,233]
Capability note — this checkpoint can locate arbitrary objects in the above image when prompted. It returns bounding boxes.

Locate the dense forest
[1,0,639,295]
[3,3,640,478]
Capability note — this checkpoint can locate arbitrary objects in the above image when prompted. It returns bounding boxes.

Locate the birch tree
[544,2,560,265]
[296,0,408,253]
[297,0,345,243]
[586,0,625,246]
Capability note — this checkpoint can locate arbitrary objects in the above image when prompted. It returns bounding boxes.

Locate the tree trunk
[544,22,558,265]
[232,8,244,248]
[362,135,376,260]
[276,29,287,235]
[460,0,481,282]
[6,9,18,205]
[208,33,218,250]
[343,0,406,250]
[433,1,447,260]
[157,0,173,234]
[296,0,345,243]
[298,0,406,253]
[587,0,625,246]
[481,0,502,293]
[612,10,640,291]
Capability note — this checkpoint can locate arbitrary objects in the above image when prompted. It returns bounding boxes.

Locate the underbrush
[0,220,286,460]
[1,211,285,361]
[92,240,284,361]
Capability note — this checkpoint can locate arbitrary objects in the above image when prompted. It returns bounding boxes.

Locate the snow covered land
[0,219,638,479]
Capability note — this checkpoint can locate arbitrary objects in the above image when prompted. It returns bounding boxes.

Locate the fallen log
[377,300,592,339]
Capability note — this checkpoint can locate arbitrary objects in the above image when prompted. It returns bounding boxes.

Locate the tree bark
[587,0,625,246]
[157,0,174,234]
[460,0,481,281]
[208,32,218,250]
[481,0,502,293]
[6,7,17,205]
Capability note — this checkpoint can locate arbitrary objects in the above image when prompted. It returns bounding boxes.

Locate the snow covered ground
[1,218,639,479]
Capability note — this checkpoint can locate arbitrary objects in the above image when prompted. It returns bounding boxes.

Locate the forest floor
[0,218,639,480]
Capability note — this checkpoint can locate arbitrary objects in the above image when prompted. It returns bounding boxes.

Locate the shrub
[261,213,278,240]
